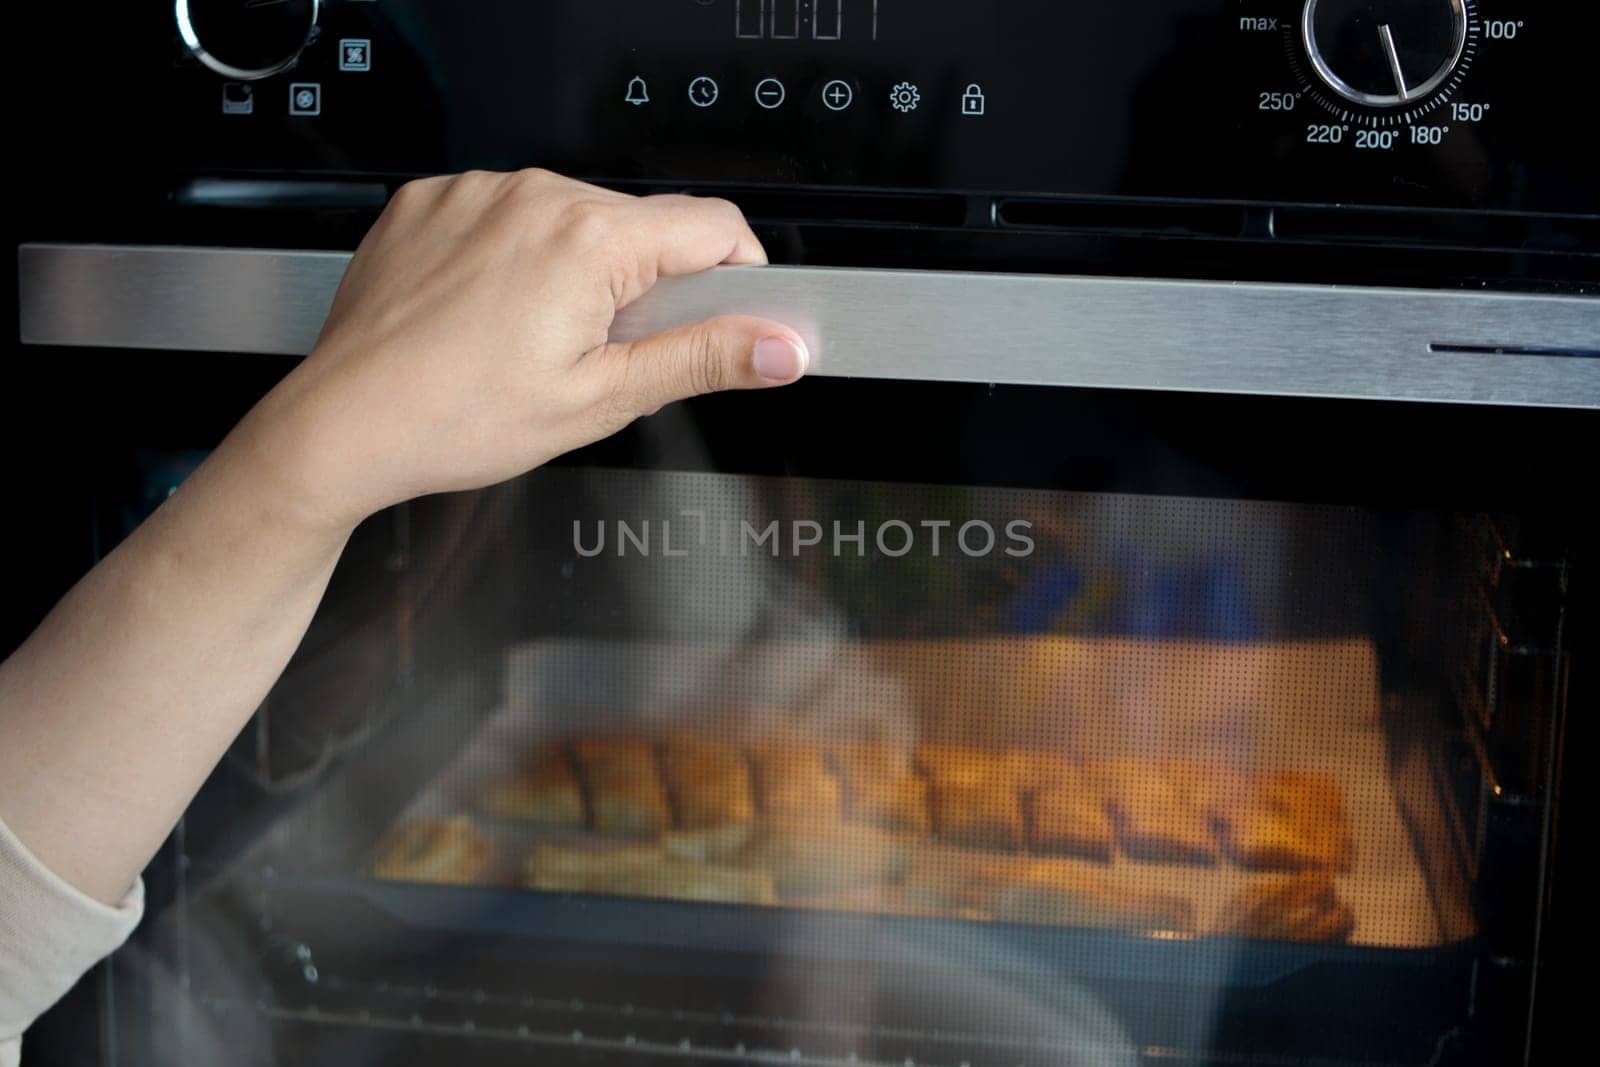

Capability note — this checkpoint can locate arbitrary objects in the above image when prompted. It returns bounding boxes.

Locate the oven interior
[75,381,1575,1067]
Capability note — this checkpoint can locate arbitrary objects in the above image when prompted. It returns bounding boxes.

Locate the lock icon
[961,84,985,116]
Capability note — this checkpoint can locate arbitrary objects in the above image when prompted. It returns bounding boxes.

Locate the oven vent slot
[1272,207,1600,255]
[682,187,968,227]
[996,198,1249,238]
[176,177,392,211]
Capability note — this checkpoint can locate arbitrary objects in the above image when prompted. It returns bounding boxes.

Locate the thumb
[587,314,809,417]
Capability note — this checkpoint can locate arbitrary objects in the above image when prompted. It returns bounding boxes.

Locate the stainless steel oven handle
[18,243,1600,409]
[19,244,352,362]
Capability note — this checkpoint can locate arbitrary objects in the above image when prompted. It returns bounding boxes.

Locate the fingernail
[753,336,808,382]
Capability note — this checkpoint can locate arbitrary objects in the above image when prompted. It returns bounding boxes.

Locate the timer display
[734,0,879,41]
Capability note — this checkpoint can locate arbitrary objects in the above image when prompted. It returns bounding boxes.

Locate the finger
[584,315,808,419]
[621,194,769,278]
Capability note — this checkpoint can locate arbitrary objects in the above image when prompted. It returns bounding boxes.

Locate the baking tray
[361,636,1448,951]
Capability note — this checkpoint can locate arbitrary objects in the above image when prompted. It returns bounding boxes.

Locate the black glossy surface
[13,2,1599,218]
[158,0,1590,211]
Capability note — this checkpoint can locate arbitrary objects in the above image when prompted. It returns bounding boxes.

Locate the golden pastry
[743,820,912,898]
[660,822,757,863]
[830,741,932,834]
[1099,760,1220,866]
[1028,785,1115,862]
[748,741,843,821]
[931,782,1025,851]
[1219,772,1354,871]
[986,877,1195,935]
[916,742,1007,789]
[477,744,585,829]
[1214,872,1356,943]
[524,843,776,905]
[371,815,490,886]
[571,736,672,837]
[904,853,1194,934]
[660,735,756,829]
[1000,748,1073,793]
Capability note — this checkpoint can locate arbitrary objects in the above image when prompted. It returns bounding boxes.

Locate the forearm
[0,171,802,912]
[0,402,352,905]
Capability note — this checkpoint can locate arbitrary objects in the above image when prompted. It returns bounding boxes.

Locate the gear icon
[889,81,921,113]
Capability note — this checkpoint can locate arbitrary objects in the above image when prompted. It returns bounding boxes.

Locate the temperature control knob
[1302,0,1469,107]
[176,0,320,81]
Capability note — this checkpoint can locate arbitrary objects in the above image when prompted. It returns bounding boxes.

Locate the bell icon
[625,76,650,107]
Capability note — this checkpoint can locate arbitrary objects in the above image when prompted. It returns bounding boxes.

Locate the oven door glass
[94,380,1575,1067]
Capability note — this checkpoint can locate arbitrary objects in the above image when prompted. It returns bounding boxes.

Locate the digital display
[734,0,877,41]
[596,0,977,53]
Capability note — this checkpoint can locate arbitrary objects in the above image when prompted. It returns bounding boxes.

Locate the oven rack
[181,907,1451,1067]
[214,973,1132,1067]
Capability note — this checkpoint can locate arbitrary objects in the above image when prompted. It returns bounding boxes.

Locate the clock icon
[687,75,720,108]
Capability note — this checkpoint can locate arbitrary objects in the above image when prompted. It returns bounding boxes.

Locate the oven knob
[1301,0,1469,108]
[176,0,321,82]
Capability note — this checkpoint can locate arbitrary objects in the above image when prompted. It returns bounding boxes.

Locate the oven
[8,2,1598,1065]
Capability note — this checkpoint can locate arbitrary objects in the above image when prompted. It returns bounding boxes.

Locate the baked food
[571,736,672,837]
[1219,772,1355,871]
[1222,802,1309,871]
[660,822,757,863]
[572,735,658,771]
[830,741,932,834]
[1214,872,1357,943]
[1276,772,1355,871]
[525,843,776,905]
[931,782,1025,851]
[1000,749,1073,794]
[986,868,1196,935]
[1099,760,1220,866]
[744,821,912,898]
[524,842,662,891]
[916,743,1006,789]
[1162,759,1240,814]
[915,743,1024,849]
[903,853,1194,934]
[1028,785,1115,862]
[477,744,585,829]
[748,741,843,820]
[372,815,490,886]
[659,735,755,829]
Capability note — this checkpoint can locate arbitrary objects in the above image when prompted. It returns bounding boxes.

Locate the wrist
[216,367,372,548]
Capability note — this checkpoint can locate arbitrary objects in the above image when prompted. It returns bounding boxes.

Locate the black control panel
[141,0,1595,215]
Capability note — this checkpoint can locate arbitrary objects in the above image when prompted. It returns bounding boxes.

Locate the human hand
[245,169,807,534]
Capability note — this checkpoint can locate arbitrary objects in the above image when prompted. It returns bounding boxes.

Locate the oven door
[13,247,1599,1067]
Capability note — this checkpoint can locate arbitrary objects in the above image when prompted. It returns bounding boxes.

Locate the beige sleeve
[1,812,145,1061]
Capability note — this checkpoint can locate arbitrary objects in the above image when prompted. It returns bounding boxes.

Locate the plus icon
[821,79,854,112]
